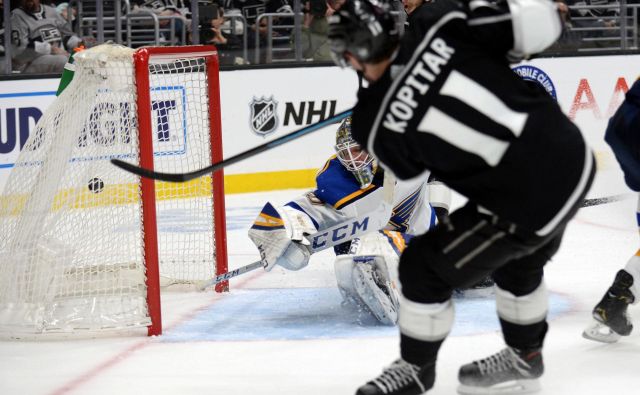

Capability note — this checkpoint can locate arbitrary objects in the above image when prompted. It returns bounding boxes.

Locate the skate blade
[582,320,621,343]
[457,379,540,395]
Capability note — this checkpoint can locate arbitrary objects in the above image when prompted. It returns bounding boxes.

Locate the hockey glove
[248,202,316,272]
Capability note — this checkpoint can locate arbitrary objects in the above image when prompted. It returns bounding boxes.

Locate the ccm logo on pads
[310,217,370,249]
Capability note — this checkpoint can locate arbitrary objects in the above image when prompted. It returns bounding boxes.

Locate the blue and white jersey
[605,79,640,192]
[284,156,442,237]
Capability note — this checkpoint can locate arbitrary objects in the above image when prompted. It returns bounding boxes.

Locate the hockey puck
[88,177,105,193]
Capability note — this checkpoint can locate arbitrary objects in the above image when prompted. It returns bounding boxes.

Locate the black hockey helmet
[327,0,400,67]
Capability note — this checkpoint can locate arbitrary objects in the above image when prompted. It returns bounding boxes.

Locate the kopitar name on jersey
[383,38,454,134]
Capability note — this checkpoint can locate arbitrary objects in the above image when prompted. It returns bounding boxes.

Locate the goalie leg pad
[352,256,400,325]
[334,255,363,311]
[335,254,400,325]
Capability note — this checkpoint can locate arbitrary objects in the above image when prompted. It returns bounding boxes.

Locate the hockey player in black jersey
[328,0,595,394]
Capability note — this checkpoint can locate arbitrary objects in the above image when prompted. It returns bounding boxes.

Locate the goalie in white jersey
[248,116,451,325]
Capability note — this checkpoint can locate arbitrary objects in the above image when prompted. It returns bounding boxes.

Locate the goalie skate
[582,319,622,343]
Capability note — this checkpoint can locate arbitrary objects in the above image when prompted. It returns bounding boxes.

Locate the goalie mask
[327,0,400,68]
[335,116,376,188]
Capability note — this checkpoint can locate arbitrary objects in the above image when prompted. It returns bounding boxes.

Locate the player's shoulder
[11,7,29,20]
[409,0,467,23]
[404,0,469,47]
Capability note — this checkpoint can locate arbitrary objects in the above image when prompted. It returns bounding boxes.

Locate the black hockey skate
[457,347,543,394]
[356,358,435,395]
[583,270,635,343]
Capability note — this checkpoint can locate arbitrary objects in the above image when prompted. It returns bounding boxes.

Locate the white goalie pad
[507,0,562,56]
[335,254,400,325]
[334,232,402,325]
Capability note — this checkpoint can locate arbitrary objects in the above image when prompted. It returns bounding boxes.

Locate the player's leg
[355,203,538,395]
[457,232,563,395]
[583,193,640,343]
[334,231,403,325]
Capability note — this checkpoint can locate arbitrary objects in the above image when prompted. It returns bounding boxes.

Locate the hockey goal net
[0,44,227,337]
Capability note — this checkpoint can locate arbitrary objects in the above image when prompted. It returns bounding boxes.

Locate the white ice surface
[2,189,640,395]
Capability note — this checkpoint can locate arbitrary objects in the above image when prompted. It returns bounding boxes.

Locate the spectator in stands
[219,0,293,63]
[566,0,619,48]
[575,0,619,19]
[545,0,582,51]
[296,0,331,61]
[55,2,76,23]
[401,0,430,14]
[326,0,345,13]
[205,5,245,65]
[10,0,83,73]
[131,0,190,44]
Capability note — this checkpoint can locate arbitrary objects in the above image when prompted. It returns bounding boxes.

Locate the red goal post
[135,46,229,336]
[0,44,228,337]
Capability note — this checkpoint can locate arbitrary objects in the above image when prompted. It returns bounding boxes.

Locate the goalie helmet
[327,0,400,67]
[335,116,376,188]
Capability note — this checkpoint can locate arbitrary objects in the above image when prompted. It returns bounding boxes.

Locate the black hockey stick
[580,193,634,208]
[111,108,354,182]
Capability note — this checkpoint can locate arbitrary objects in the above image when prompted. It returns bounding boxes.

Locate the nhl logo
[249,96,278,136]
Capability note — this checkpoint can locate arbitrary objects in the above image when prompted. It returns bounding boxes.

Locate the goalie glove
[248,202,316,272]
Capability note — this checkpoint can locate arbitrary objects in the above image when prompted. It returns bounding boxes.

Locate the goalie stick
[111,108,353,182]
[196,260,264,290]
[198,173,397,290]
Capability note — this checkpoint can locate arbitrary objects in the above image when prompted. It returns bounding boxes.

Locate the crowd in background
[0,0,638,74]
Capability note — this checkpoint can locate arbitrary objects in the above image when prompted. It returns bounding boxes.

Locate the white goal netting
[0,44,222,336]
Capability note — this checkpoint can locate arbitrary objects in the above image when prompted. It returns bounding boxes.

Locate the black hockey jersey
[351,0,594,235]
